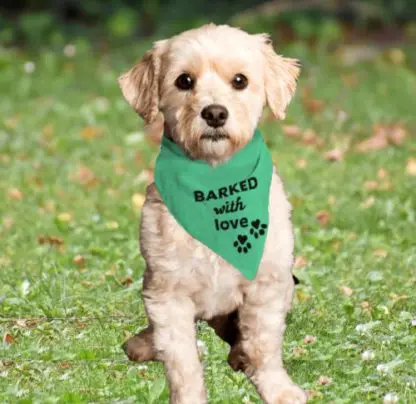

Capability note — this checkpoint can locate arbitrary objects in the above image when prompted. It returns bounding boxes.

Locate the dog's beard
[170,111,250,164]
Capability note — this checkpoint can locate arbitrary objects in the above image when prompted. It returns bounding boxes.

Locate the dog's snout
[201,104,228,128]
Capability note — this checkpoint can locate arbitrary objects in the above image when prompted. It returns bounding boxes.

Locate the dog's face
[119,24,300,163]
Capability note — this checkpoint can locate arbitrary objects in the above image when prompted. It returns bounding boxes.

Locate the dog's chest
[140,170,293,318]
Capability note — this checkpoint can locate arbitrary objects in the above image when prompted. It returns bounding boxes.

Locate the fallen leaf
[360,301,372,312]
[340,285,353,296]
[324,148,344,162]
[2,216,14,230]
[80,280,93,288]
[106,221,119,230]
[406,157,416,176]
[292,346,307,356]
[81,126,102,139]
[38,235,64,246]
[57,212,72,222]
[294,256,308,269]
[327,195,337,205]
[304,335,317,344]
[356,132,388,152]
[364,180,378,190]
[71,165,97,187]
[8,188,23,200]
[316,210,330,226]
[73,255,85,266]
[3,333,14,345]
[374,249,387,258]
[122,277,133,286]
[282,125,302,138]
[387,125,407,145]
[303,129,324,147]
[132,193,145,211]
[296,158,307,169]
[318,375,331,385]
[377,168,388,179]
[42,124,54,138]
[303,97,325,115]
[361,196,375,209]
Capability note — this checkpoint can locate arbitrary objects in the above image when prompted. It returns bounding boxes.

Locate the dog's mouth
[200,133,230,142]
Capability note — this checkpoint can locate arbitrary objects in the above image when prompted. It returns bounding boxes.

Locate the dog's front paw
[274,384,307,404]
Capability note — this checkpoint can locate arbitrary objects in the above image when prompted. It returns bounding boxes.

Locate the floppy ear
[258,34,300,120]
[118,40,166,123]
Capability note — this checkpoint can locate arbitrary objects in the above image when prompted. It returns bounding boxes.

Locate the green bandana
[154,130,273,280]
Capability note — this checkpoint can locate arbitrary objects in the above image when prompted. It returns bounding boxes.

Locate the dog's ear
[118,40,166,123]
[257,34,300,120]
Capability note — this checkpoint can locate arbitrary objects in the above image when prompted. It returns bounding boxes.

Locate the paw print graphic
[233,234,252,254]
[249,219,267,239]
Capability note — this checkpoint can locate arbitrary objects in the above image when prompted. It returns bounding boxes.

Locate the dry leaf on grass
[122,277,133,286]
[73,255,85,266]
[57,212,72,222]
[132,193,145,212]
[378,168,388,179]
[356,132,388,152]
[7,188,23,200]
[356,124,408,152]
[324,148,345,162]
[318,376,331,386]
[303,98,325,115]
[406,158,416,176]
[316,210,330,226]
[38,235,64,246]
[364,180,379,190]
[304,335,317,344]
[282,124,302,138]
[374,249,388,258]
[361,196,375,209]
[302,129,324,147]
[340,285,354,296]
[3,333,14,345]
[81,126,102,139]
[294,256,308,269]
[296,158,307,169]
[71,165,98,187]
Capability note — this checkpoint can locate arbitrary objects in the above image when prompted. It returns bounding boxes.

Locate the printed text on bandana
[193,176,267,254]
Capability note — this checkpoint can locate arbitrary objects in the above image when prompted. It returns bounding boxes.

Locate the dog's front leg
[144,295,207,404]
[237,274,307,404]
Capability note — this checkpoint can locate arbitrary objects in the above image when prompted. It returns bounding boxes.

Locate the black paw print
[233,234,252,254]
[249,219,267,239]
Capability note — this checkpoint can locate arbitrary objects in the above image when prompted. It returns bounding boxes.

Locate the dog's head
[119,24,300,163]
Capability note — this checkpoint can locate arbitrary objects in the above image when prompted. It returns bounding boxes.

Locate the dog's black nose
[201,104,228,128]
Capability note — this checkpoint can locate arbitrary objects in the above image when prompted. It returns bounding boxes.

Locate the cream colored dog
[119,24,305,404]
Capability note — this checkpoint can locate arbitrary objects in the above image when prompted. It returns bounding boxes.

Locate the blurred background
[1,1,415,403]
[1,0,416,47]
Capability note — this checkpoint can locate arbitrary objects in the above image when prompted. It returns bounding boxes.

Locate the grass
[0,40,415,403]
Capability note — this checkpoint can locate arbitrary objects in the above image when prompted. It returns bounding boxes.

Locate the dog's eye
[175,73,195,91]
[231,73,248,90]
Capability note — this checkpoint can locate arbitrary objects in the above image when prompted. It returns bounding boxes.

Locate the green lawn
[0,41,415,403]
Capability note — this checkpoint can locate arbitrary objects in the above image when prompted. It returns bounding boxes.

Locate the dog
[118,24,305,404]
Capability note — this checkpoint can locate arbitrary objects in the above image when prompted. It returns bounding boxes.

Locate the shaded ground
[0,41,415,402]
